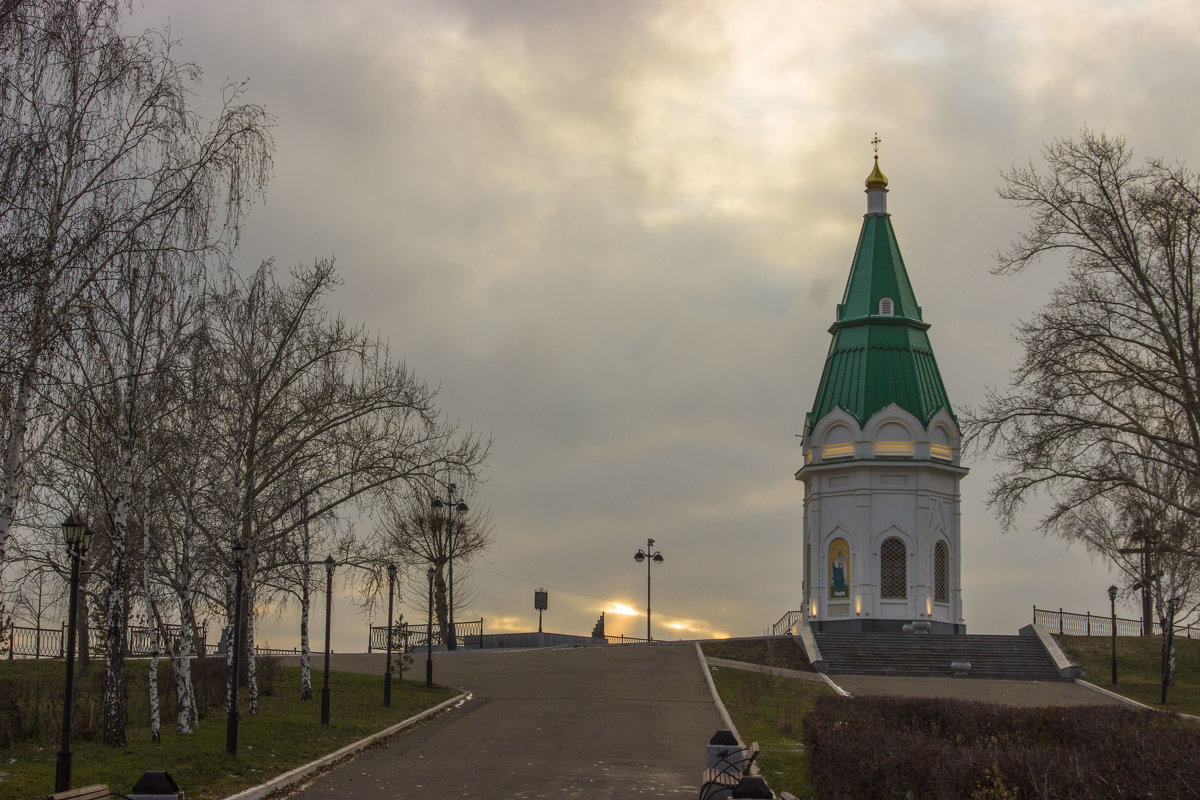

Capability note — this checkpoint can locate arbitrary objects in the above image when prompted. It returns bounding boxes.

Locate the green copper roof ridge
[805,195,956,433]
[837,214,923,323]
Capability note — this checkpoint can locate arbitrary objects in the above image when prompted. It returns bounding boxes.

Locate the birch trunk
[174,586,196,734]
[174,519,197,733]
[103,452,133,746]
[299,503,312,700]
[142,468,160,743]
[0,365,34,564]
[300,562,311,700]
[224,571,235,714]
[147,633,160,743]
[172,442,200,733]
[246,601,258,716]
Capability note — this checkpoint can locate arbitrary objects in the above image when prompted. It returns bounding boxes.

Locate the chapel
[796,147,968,634]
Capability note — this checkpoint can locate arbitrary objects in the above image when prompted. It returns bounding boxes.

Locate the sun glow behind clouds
[606,602,639,616]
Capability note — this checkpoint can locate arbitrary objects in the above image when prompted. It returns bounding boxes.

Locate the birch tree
[209,258,488,712]
[0,0,272,581]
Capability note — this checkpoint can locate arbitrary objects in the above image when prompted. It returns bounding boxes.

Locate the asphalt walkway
[281,644,722,799]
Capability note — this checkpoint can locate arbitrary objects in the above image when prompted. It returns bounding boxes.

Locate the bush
[803,695,1200,799]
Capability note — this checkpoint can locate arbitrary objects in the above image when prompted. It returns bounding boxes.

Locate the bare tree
[377,485,494,646]
[207,258,488,712]
[0,0,272,580]
[967,130,1200,537]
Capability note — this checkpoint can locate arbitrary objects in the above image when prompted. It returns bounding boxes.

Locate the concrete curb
[1074,678,1157,710]
[1020,623,1082,679]
[694,643,761,778]
[1075,679,1200,722]
[222,691,469,800]
[703,656,827,684]
[818,672,852,697]
[793,618,827,674]
[695,643,744,747]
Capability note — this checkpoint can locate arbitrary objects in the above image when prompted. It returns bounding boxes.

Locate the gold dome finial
[865,132,888,189]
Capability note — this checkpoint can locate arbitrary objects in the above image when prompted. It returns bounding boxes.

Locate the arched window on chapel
[934,541,949,603]
[880,537,907,599]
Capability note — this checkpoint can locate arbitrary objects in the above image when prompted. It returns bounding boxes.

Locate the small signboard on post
[535,588,548,633]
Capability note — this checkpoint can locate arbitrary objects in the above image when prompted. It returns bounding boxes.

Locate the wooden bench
[698,741,759,800]
[47,786,112,800]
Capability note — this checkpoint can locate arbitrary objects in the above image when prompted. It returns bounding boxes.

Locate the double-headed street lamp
[431,484,468,651]
[225,540,247,757]
[55,513,92,792]
[321,554,335,726]
[384,562,397,706]
[633,539,664,643]
[425,566,435,688]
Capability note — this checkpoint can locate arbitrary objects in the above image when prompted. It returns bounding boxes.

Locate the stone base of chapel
[809,617,966,635]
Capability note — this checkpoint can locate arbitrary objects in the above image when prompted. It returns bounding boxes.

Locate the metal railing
[368,618,485,651]
[771,610,804,637]
[125,622,208,657]
[7,620,210,659]
[6,623,65,658]
[1033,606,1196,638]
[605,634,648,645]
[254,645,302,656]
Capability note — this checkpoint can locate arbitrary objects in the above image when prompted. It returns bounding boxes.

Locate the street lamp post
[1108,584,1118,684]
[225,540,247,756]
[321,554,335,725]
[425,566,435,688]
[633,539,664,643]
[384,563,396,706]
[54,514,91,792]
[432,484,469,651]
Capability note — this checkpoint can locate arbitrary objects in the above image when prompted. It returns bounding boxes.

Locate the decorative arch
[863,404,921,441]
[880,536,907,599]
[933,540,950,602]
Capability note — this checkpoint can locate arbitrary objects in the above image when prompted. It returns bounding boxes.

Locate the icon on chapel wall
[829,537,850,600]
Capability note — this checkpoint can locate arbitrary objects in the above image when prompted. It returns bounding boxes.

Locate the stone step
[813,632,1067,681]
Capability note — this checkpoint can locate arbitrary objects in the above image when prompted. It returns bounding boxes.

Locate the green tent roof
[806,210,955,429]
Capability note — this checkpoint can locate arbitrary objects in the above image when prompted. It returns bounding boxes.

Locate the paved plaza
[280,644,722,799]
[269,641,1131,799]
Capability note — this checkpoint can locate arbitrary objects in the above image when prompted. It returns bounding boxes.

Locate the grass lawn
[0,663,457,800]
[709,661,830,800]
[1055,633,1200,715]
[700,637,813,672]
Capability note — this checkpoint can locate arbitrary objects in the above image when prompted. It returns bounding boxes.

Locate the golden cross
[871,133,881,155]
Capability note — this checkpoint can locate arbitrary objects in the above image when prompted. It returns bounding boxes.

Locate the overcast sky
[128,0,1200,649]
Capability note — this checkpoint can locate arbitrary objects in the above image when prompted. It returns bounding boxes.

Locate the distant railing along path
[368,618,484,651]
[605,634,647,645]
[1033,606,1196,638]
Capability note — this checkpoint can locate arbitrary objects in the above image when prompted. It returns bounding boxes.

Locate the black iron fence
[6,620,210,659]
[368,618,485,651]
[6,623,65,658]
[1033,606,1197,638]
[125,622,208,657]
[605,634,647,645]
